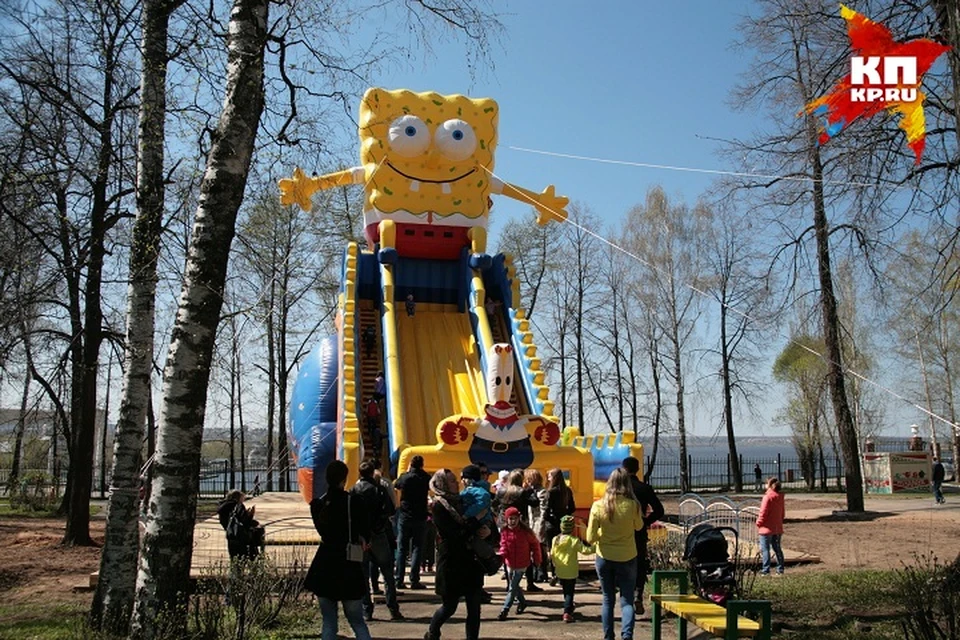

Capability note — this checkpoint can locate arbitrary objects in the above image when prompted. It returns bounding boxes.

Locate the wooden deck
[190,493,318,577]
[86,493,318,588]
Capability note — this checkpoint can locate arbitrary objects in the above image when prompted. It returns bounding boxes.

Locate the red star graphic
[803,5,949,164]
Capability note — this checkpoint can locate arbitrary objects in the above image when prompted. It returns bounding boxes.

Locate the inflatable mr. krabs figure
[279,88,569,262]
[439,344,560,469]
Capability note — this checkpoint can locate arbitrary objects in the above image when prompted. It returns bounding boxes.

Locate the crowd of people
[271,455,662,640]
[217,458,799,640]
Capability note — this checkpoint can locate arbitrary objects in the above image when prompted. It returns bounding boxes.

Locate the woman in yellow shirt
[586,468,645,640]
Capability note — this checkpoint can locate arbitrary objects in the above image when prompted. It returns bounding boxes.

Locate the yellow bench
[650,570,771,640]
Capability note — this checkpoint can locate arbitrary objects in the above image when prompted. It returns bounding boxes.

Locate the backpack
[226,504,251,546]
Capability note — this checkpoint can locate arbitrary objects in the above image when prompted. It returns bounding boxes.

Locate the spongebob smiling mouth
[385,162,477,193]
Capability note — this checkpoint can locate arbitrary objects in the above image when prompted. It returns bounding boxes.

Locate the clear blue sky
[362,2,758,238]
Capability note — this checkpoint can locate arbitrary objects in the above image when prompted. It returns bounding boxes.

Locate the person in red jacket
[756,477,785,575]
[497,506,542,620]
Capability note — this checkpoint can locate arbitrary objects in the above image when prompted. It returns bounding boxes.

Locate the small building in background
[863,451,931,494]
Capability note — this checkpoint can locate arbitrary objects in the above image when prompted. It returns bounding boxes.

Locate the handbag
[346,495,365,563]
[469,534,503,575]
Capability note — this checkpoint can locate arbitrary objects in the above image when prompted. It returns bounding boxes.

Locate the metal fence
[0,464,297,499]
[643,453,839,492]
[0,467,66,497]
[645,450,954,492]
[0,457,844,498]
[196,462,297,498]
[678,493,761,557]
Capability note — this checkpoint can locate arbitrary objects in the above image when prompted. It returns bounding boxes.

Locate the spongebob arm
[278,166,365,212]
[491,177,569,225]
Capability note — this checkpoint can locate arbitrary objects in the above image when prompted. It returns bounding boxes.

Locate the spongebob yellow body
[280,88,568,259]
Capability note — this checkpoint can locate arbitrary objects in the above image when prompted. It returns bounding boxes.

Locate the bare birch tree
[130,0,270,634]
[130,1,503,634]
[91,0,187,631]
[623,187,704,493]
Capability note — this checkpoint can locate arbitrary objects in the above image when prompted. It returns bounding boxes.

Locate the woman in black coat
[542,468,576,581]
[217,490,261,559]
[304,460,373,640]
[424,468,491,640]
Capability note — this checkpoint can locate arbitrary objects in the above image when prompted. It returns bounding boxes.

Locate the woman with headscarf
[304,460,373,640]
[586,468,645,640]
[424,468,492,640]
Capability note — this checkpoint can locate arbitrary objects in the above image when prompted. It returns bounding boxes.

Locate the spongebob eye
[435,119,477,161]
[388,115,430,158]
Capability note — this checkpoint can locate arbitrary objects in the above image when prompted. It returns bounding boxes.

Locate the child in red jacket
[497,506,542,620]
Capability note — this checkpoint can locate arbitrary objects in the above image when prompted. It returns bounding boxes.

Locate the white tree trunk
[90,1,179,630]
[130,0,268,636]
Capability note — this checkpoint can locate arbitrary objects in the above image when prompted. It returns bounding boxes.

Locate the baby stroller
[682,523,740,605]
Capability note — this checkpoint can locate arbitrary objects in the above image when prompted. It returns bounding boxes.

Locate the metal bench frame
[651,570,772,640]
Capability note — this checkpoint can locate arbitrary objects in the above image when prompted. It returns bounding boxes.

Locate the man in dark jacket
[352,460,403,620]
[933,457,946,504]
[394,454,431,589]
[623,456,665,613]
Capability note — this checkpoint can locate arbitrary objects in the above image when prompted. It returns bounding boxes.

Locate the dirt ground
[774,494,960,571]
[661,492,960,572]
[1,491,958,632]
[0,516,106,607]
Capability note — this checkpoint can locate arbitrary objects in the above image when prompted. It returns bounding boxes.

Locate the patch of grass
[246,599,319,639]
[0,502,62,518]
[0,601,93,640]
[0,502,102,518]
[196,499,222,519]
[753,569,905,639]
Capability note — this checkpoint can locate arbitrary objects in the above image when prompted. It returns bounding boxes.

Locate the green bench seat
[650,570,771,640]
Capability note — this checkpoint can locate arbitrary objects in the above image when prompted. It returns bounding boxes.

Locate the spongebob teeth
[442,183,451,194]
[409,180,420,192]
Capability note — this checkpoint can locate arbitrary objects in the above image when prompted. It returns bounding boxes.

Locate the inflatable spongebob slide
[285,88,642,506]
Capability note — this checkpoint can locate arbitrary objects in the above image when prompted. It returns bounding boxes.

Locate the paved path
[354,571,661,640]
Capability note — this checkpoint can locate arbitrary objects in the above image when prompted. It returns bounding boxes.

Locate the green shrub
[648,529,686,572]
[190,550,310,640]
[896,552,960,640]
[9,471,59,512]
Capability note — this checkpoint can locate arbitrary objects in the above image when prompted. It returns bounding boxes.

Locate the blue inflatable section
[288,335,339,499]
[588,432,636,481]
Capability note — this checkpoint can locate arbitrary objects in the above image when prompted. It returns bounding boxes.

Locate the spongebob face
[359,88,498,220]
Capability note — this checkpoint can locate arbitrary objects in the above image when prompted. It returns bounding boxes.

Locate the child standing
[550,515,594,623]
[497,506,542,620]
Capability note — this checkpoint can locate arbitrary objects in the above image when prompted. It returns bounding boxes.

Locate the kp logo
[803,5,950,164]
